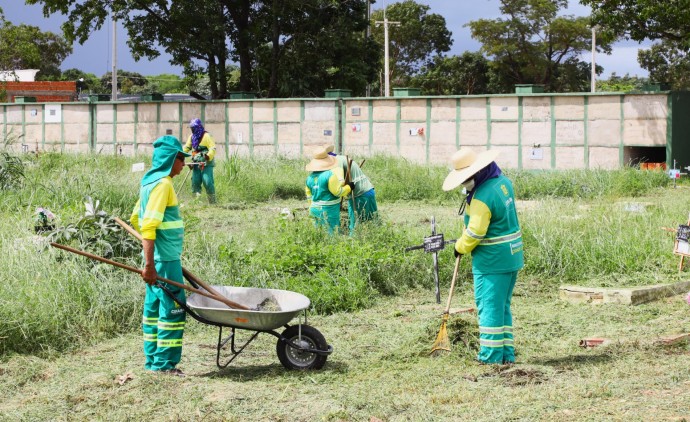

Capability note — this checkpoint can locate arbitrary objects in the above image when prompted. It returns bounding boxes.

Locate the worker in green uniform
[130,135,191,377]
[305,145,353,235]
[183,118,217,204]
[324,145,378,233]
[443,149,524,365]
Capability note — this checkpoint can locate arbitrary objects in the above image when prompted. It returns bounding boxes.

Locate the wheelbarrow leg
[216,326,260,369]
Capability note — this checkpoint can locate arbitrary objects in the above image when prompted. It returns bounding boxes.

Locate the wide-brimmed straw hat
[305,144,338,171]
[442,149,500,191]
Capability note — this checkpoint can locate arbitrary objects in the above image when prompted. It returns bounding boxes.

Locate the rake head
[430,314,451,355]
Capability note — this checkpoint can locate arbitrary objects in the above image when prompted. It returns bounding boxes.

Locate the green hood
[141,135,190,187]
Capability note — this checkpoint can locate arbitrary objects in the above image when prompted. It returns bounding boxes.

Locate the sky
[1,0,650,79]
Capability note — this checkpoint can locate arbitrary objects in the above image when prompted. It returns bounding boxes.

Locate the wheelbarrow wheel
[276,324,328,370]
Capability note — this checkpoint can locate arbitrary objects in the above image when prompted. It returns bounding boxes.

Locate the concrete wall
[0,92,675,170]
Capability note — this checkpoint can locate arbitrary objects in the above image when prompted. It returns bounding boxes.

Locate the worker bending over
[305,145,353,235]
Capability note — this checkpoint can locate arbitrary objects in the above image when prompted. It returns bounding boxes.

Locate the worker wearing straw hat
[305,145,353,234]
[130,135,190,377]
[323,145,378,234]
[443,148,524,365]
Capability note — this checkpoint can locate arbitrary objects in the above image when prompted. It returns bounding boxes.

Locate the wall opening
[624,146,666,168]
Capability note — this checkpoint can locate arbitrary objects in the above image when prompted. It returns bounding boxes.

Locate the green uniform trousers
[191,163,216,202]
[309,203,341,235]
[346,188,379,233]
[142,260,186,371]
[474,271,517,364]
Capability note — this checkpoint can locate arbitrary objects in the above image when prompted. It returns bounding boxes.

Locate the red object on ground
[579,338,608,348]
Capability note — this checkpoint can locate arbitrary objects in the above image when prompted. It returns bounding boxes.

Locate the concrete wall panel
[137,104,158,123]
[5,107,22,123]
[430,121,456,145]
[555,96,584,120]
[25,106,43,123]
[588,120,620,146]
[493,146,519,169]
[304,101,335,122]
[624,95,668,119]
[137,125,160,146]
[227,123,250,146]
[44,124,61,143]
[431,98,456,120]
[589,146,619,169]
[460,98,486,120]
[522,121,550,147]
[589,96,621,120]
[96,124,114,143]
[372,123,397,146]
[344,124,370,147]
[205,103,226,123]
[491,121,518,145]
[233,144,251,157]
[303,123,336,144]
[523,97,551,121]
[96,105,114,123]
[228,103,249,122]
[490,97,519,120]
[252,122,274,145]
[555,147,585,169]
[64,124,89,144]
[521,146,552,170]
[278,122,300,145]
[345,100,369,121]
[181,103,202,123]
[372,100,397,121]
[459,120,488,145]
[624,119,667,145]
[277,101,301,122]
[253,101,274,122]
[399,143,426,164]
[556,120,585,145]
[400,99,426,121]
[160,103,180,122]
[277,143,300,158]
[252,144,276,157]
[24,124,41,144]
[115,123,134,144]
[64,105,89,123]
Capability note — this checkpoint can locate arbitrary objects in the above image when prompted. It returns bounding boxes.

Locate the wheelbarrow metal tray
[187,286,310,331]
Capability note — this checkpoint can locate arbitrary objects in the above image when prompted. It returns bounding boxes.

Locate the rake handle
[444,255,462,315]
[112,217,245,309]
[50,242,250,310]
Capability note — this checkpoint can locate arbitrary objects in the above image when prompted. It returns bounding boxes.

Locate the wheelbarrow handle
[49,242,250,310]
[112,217,241,308]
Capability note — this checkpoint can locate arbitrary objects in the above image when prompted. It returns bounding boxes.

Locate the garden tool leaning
[430,254,461,355]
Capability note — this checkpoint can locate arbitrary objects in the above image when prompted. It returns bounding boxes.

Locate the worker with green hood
[130,135,191,377]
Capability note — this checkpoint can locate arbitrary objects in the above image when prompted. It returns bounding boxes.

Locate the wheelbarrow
[157,282,333,370]
[49,241,333,371]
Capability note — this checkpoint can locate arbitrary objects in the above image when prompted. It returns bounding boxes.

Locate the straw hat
[442,149,500,191]
[305,144,338,171]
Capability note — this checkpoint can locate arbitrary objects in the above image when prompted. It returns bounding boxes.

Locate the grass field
[1,152,689,420]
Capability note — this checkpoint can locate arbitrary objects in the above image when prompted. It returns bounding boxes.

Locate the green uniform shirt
[131,177,184,262]
[335,155,373,197]
[456,175,524,274]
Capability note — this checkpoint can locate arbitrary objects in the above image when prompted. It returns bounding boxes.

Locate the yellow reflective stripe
[312,199,341,206]
[159,220,184,230]
[157,339,183,347]
[479,326,504,334]
[143,209,165,221]
[465,227,485,240]
[158,322,186,331]
[479,339,505,348]
[143,333,158,342]
[142,317,158,326]
[479,231,522,245]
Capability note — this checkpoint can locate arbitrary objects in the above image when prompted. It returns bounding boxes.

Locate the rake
[430,255,461,355]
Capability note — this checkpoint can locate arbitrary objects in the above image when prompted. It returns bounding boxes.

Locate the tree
[581,0,690,46]
[60,68,100,95]
[0,11,72,79]
[370,0,452,91]
[467,0,614,92]
[411,52,492,95]
[254,0,379,97]
[100,71,148,95]
[637,41,690,90]
[596,73,648,92]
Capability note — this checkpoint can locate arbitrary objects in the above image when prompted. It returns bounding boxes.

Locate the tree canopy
[370,0,452,91]
[0,10,72,80]
[467,0,614,92]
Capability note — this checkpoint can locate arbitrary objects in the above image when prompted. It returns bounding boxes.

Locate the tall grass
[0,151,679,356]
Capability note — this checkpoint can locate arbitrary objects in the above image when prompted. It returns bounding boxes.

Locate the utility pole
[366,0,372,97]
[375,5,400,97]
[111,13,118,100]
[591,25,599,92]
